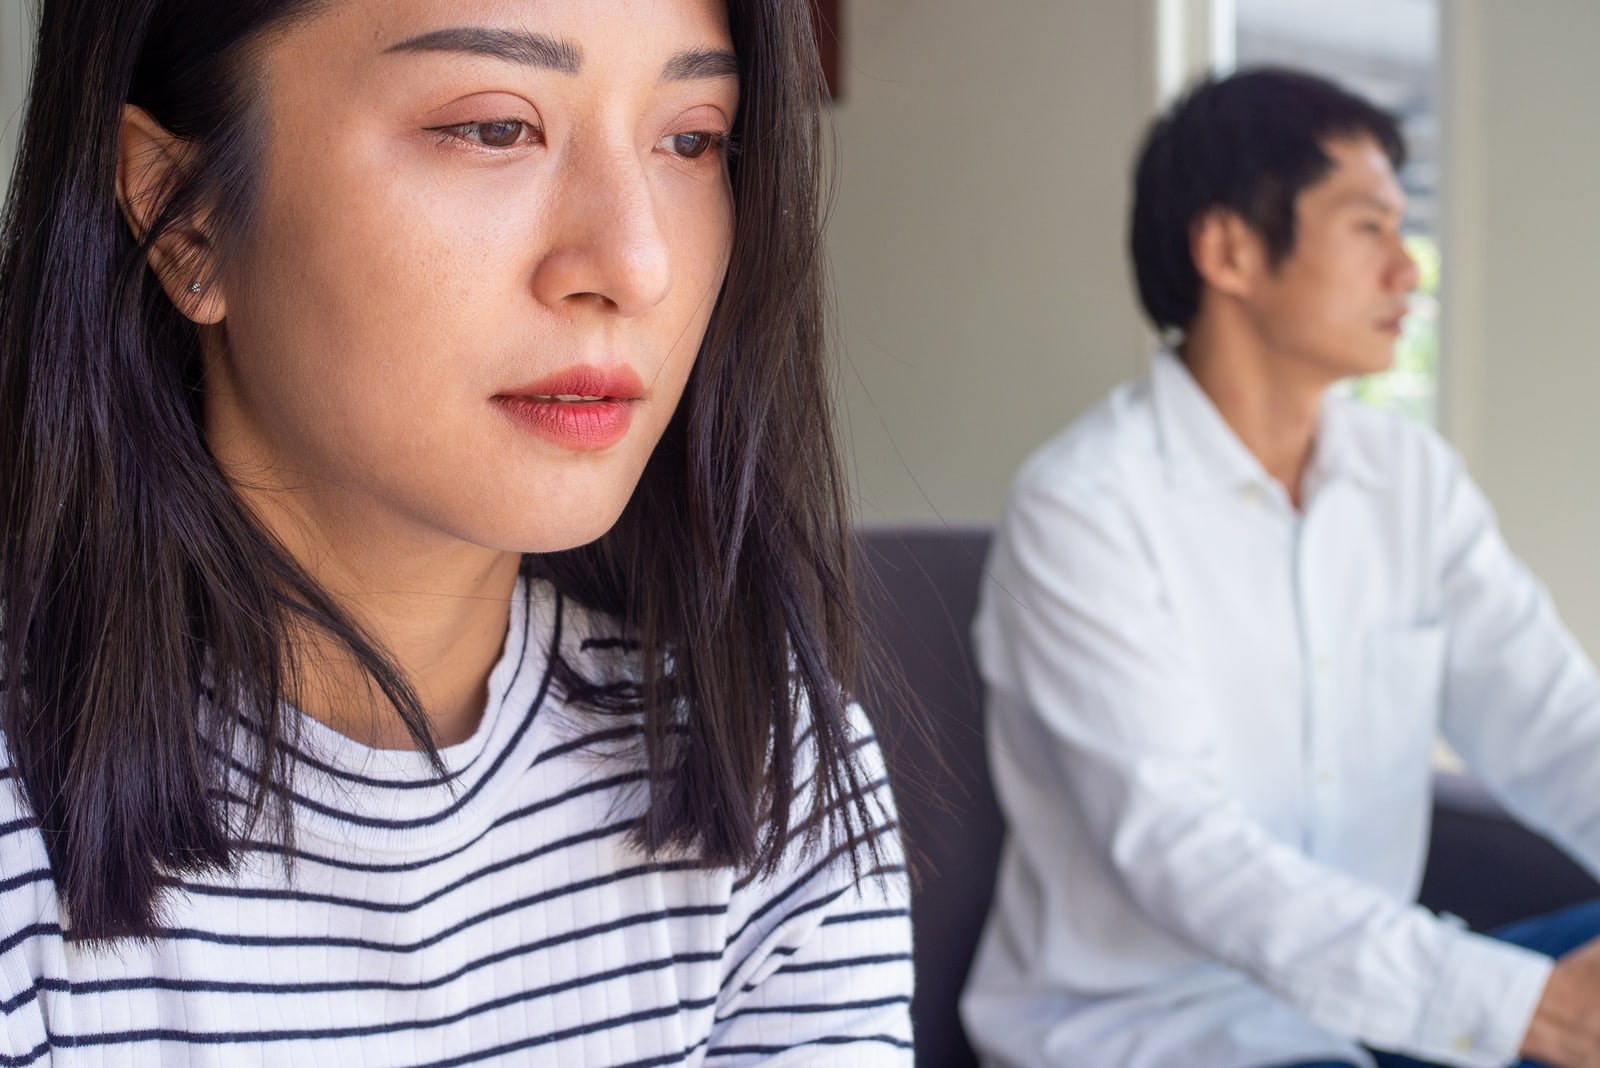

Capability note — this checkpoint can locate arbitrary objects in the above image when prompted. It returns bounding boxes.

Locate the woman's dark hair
[1129,66,1407,336]
[0,0,881,940]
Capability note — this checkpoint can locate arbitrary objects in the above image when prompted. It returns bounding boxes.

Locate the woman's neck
[234,481,524,750]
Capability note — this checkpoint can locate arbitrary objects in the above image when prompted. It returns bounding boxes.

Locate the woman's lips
[496,395,634,450]
[494,365,644,451]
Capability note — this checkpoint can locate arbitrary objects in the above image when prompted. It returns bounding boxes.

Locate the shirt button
[1315,655,1330,672]
[1453,1035,1472,1052]
[1317,770,1333,785]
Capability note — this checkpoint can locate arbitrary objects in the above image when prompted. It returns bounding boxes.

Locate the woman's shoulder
[540,578,909,929]
[729,696,905,934]
[710,701,913,1055]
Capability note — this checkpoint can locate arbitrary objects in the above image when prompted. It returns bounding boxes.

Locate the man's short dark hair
[1129,67,1407,336]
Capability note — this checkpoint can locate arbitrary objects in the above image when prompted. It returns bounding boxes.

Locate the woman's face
[206,0,737,556]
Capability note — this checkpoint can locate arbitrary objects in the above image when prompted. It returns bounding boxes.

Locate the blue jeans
[1282,897,1600,1068]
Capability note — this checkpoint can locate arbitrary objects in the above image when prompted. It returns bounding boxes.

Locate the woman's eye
[437,120,537,149]
[664,131,722,159]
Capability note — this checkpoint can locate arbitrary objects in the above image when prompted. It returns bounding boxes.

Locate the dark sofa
[854,524,1600,1068]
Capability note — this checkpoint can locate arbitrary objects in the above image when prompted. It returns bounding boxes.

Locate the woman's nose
[529,142,673,318]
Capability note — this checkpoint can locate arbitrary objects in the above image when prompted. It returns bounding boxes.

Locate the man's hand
[1522,934,1600,1067]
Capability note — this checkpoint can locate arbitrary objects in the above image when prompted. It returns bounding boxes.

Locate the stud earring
[187,281,203,295]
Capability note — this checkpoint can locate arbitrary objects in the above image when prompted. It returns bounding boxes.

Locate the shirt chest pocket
[1357,623,1448,789]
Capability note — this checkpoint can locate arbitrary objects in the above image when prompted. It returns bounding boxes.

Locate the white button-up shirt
[962,352,1600,1067]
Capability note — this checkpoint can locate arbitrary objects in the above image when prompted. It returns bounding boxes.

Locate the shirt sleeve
[704,708,914,1065]
[1430,444,1600,882]
[981,468,1549,1068]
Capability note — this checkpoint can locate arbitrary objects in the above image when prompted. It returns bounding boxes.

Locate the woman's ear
[115,105,226,324]
[1189,208,1267,301]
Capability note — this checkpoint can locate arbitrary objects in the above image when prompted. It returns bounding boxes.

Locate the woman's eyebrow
[384,28,583,74]
[661,47,739,83]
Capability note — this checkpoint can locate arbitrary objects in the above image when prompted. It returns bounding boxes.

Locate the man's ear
[115,105,226,324]
[1189,208,1268,301]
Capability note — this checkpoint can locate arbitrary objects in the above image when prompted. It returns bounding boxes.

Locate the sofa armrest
[1421,771,1599,931]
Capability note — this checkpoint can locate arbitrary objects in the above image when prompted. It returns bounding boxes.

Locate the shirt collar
[1309,392,1388,490]
[1150,350,1388,495]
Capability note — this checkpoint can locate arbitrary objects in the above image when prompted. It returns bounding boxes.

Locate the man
[961,68,1600,1068]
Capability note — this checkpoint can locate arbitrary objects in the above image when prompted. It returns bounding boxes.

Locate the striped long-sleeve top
[0,579,913,1066]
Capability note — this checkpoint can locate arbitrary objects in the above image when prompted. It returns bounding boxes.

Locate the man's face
[1243,135,1420,383]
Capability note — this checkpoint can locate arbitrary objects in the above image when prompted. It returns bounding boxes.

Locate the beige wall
[1443,1,1600,655]
[826,0,1159,523]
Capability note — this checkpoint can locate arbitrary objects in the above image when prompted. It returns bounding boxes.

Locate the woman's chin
[478,505,632,558]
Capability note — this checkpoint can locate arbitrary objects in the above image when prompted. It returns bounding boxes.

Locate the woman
[0,0,912,1064]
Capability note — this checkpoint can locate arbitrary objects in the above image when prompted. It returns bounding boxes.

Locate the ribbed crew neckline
[270,577,563,856]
